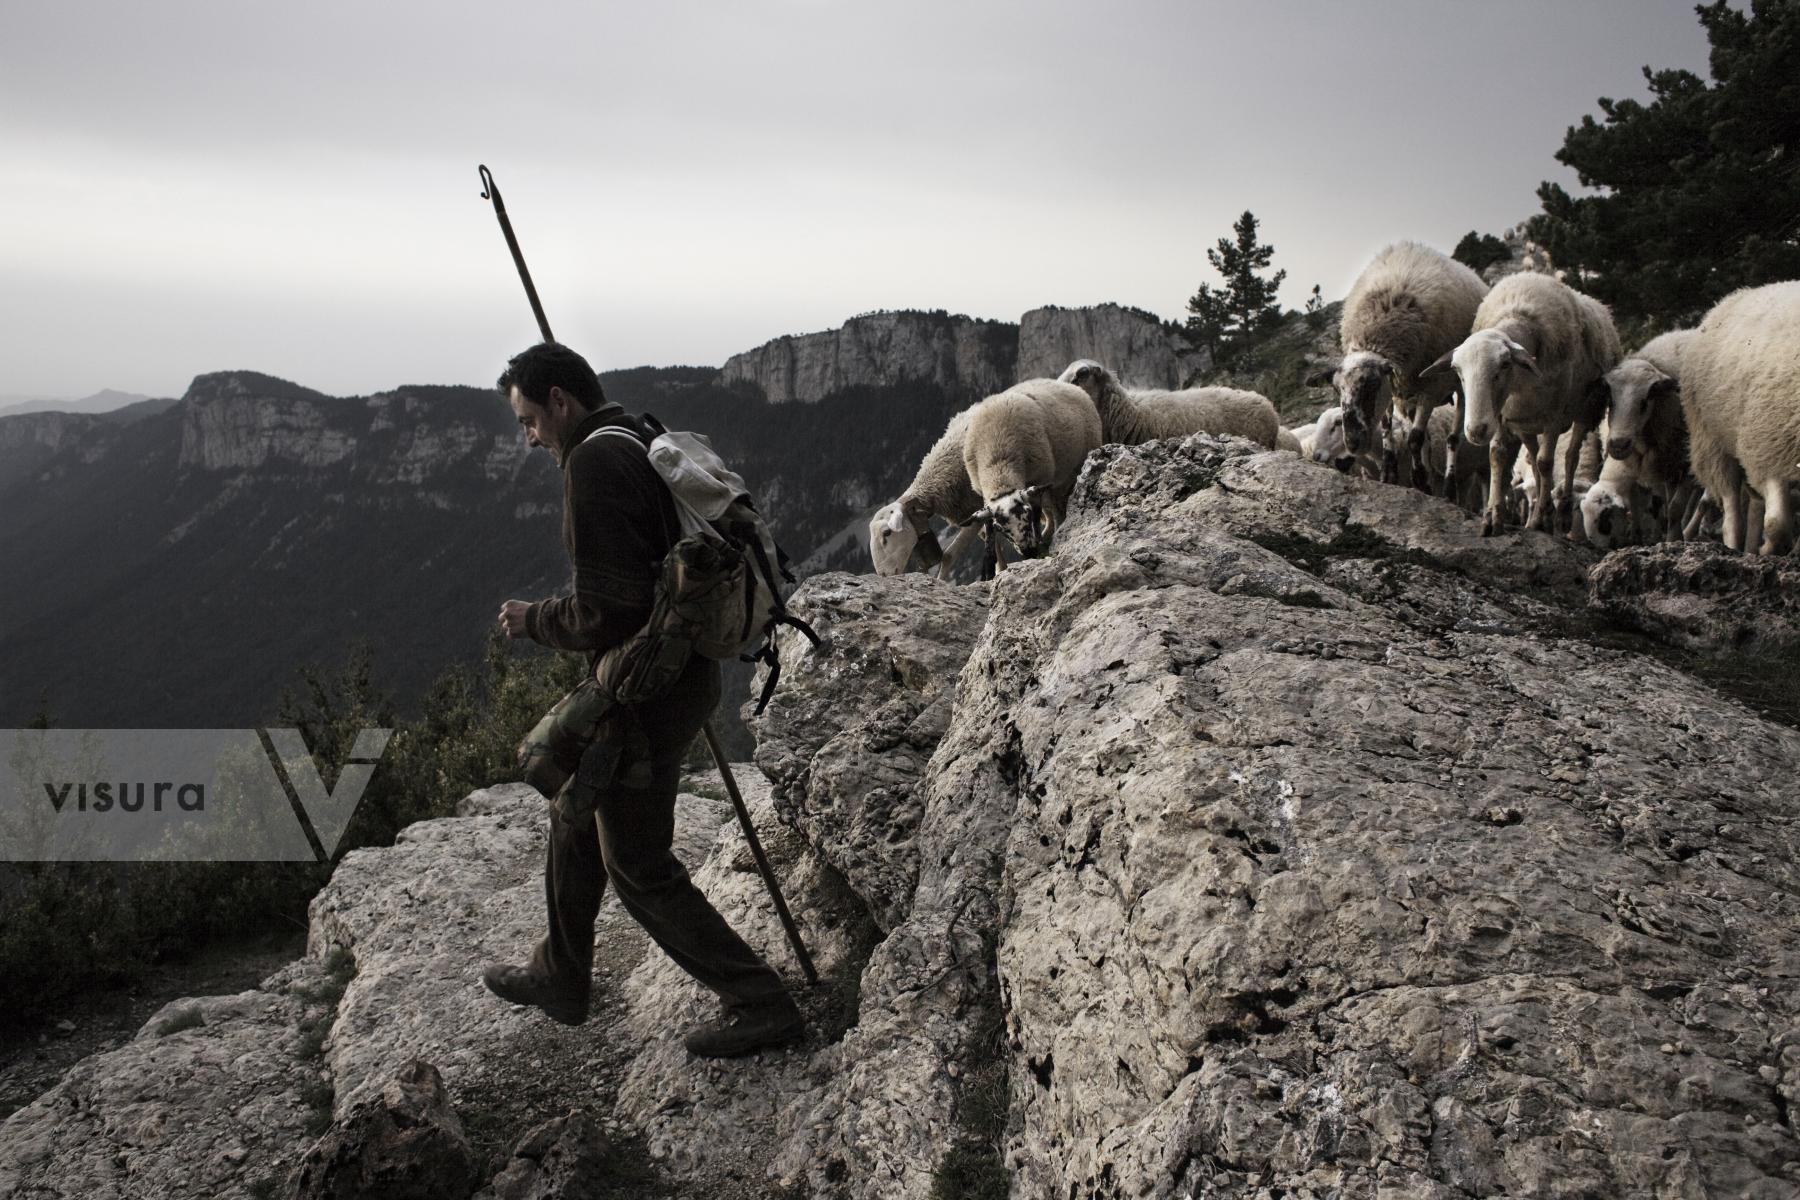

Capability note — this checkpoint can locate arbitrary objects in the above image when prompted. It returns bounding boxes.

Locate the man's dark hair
[496,342,607,412]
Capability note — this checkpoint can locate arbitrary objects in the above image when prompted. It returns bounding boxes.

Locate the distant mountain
[0,389,155,417]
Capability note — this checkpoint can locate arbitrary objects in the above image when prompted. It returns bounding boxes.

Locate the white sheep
[1308,405,1408,479]
[1425,272,1621,536]
[1058,359,1279,449]
[869,408,981,578]
[1290,419,1321,459]
[1676,281,1800,554]
[1305,242,1488,487]
[1579,329,1698,548]
[961,378,1103,566]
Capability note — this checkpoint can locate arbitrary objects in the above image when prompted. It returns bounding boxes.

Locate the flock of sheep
[868,241,1800,578]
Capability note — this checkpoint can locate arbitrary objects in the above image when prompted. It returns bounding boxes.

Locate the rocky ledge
[2,438,1796,1199]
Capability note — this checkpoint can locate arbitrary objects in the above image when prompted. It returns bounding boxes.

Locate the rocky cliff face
[5,434,1795,1199]
[1015,303,1210,388]
[717,304,1203,402]
[716,310,1019,403]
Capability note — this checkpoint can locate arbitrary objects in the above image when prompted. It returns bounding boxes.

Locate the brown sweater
[525,406,681,655]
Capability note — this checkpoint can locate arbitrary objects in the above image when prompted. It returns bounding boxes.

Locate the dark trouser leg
[598,656,791,1012]
[532,655,789,1011]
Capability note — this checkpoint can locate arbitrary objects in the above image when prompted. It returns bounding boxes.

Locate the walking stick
[478,165,556,345]
[478,164,818,985]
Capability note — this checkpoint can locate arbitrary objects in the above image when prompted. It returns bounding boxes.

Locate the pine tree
[1186,210,1288,365]
[1528,0,1800,325]
[1452,231,1510,273]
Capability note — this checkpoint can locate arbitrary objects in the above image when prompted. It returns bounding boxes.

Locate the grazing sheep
[1059,360,1279,449]
[1677,281,1800,554]
[1305,242,1488,487]
[869,408,981,578]
[961,378,1103,565]
[1309,406,1408,479]
[1290,419,1321,459]
[1425,272,1621,536]
[1580,329,1698,548]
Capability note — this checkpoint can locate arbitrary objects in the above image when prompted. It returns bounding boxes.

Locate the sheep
[961,378,1103,566]
[1290,419,1321,459]
[1305,242,1488,489]
[1424,272,1621,536]
[1676,280,1800,554]
[1058,359,1280,450]
[869,408,981,578]
[1276,427,1303,455]
[1309,405,1407,479]
[1579,330,1698,548]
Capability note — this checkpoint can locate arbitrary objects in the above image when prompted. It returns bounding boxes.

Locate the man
[484,341,804,1058]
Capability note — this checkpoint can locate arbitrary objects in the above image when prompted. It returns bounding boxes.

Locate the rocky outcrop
[716,310,1019,403]
[1015,303,1209,388]
[1589,541,1800,652]
[736,436,1800,1197]
[0,955,346,1198]
[288,1060,478,1200]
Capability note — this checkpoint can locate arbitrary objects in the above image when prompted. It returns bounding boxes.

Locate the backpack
[586,414,821,715]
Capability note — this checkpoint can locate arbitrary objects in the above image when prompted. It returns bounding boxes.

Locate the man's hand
[498,599,532,639]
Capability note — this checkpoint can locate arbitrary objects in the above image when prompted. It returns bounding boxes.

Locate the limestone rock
[287,1059,476,1200]
[472,1113,613,1200]
[1589,541,1800,652]
[750,571,992,930]
[716,311,1018,404]
[1015,303,1208,389]
[0,959,343,1200]
[308,783,728,1116]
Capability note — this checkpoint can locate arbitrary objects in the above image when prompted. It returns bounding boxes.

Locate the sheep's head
[1058,359,1111,405]
[1602,358,1677,460]
[1425,330,1537,446]
[968,484,1057,560]
[1305,352,1394,456]
[1309,407,1355,473]
[868,499,941,575]
[1580,479,1630,549]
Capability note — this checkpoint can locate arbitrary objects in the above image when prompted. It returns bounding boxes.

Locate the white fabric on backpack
[585,425,743,539]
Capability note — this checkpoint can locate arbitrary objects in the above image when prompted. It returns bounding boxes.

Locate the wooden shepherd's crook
[478,164,818,986]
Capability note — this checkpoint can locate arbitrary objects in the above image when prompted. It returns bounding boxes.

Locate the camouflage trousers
[517,679,652,824]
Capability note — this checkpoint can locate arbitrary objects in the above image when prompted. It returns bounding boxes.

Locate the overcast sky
[2,1,1717,399]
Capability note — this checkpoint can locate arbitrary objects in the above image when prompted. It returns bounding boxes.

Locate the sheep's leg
[1669,479,1699,542]
[1558,424,1588,539]
[1521,433,1550,531]
[1719,472,1749,551]
[1482,433,1512,537]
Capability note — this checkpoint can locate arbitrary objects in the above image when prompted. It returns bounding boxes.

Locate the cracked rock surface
[742,436,1800,1198]
[1590,541,1800,653]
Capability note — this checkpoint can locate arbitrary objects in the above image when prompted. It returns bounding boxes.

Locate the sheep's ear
[1508,346,1540,375]
[1648,376,1679,404]
[958,506,992,528]
[1024,484,1050,500]
[1420,350,1455,378]
[1304,366,1337,388]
